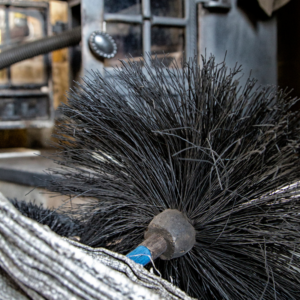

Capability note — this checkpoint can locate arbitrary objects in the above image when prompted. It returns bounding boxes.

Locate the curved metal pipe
[0,26,81,70]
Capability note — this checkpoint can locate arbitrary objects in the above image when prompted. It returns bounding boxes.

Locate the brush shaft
[141,233,168,260]
[126,234,167,266]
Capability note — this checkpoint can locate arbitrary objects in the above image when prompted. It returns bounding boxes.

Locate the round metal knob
[88,31,117,59]
[144,209,196,260]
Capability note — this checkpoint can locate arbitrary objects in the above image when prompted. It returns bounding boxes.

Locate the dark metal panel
[198,3,277,86]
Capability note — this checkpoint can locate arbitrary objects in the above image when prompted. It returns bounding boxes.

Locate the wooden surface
[50,1,70,109]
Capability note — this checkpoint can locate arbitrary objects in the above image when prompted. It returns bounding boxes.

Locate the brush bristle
[10,199,82,238]
[48,55,300,299]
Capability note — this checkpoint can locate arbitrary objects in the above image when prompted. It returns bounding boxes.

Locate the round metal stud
[88,31,117,59]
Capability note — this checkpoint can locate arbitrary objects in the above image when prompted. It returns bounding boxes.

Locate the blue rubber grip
[126,245,152,266]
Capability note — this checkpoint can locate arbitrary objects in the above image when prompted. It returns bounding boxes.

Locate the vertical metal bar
[143,20,151,64]
[45,3,54,124]
[44,4,51,86]
[185,0,197,60]
[142,0,151,64]
[81,0,104,76]
[197,3,202,64]
[142,0,151,19]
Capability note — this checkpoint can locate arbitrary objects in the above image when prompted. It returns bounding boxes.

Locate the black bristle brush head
[48,55,300,299]
[10,199,82,238]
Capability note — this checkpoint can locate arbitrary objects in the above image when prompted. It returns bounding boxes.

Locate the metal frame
[103,0,197,60]
[0,1,54,129]
[81,0,198,76]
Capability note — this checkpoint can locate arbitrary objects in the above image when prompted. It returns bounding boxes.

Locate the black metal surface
[198,2,277,87]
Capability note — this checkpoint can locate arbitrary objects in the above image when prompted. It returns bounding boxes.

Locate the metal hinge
[198,0,231,9]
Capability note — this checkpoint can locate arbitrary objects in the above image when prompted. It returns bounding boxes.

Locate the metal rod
[152,16,187,27]
[143,20,151,64]
[126,233,167,266]
[142,0,151,19]
[104,14,143,24]
[141,233,168,260]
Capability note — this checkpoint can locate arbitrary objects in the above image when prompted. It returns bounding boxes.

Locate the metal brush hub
[144,209,196,260]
